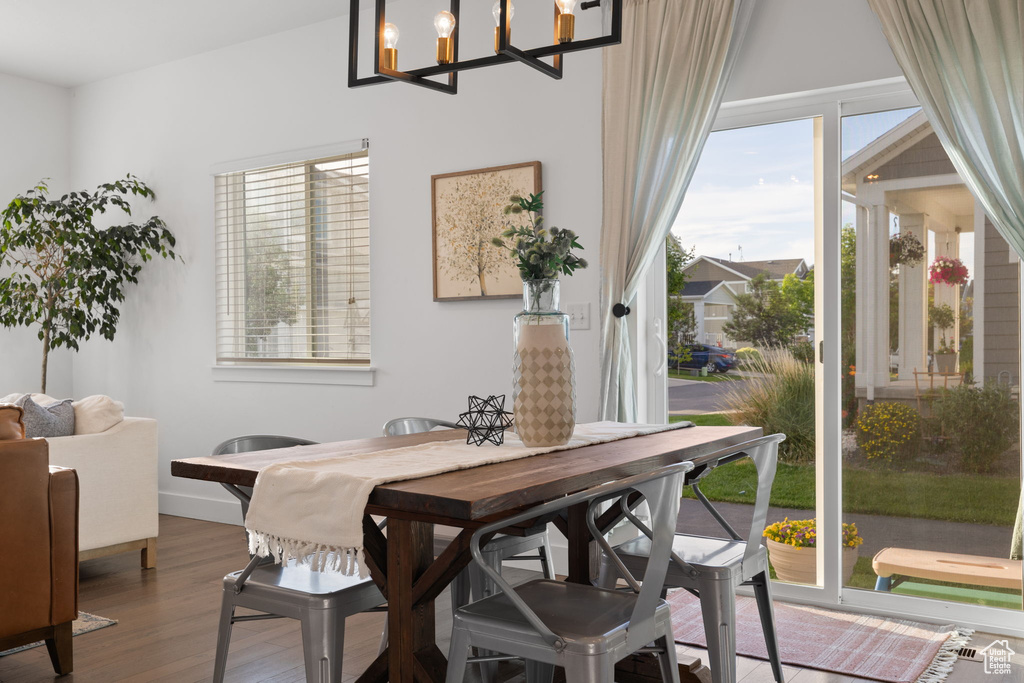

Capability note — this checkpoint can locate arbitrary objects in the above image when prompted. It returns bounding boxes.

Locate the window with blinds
[215,148,370,365]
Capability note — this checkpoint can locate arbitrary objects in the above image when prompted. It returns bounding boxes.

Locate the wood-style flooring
[0,515,1021,682]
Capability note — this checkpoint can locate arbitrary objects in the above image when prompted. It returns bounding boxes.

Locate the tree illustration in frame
[432,161,541,300]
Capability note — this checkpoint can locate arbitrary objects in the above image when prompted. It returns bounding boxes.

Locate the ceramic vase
[513,279,575,447]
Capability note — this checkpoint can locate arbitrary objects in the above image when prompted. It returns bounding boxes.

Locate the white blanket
[245,421,688,575]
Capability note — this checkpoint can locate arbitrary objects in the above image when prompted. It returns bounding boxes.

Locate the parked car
[671,344,738,374]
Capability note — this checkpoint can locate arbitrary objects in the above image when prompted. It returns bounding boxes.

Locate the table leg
[566,502,592,584]
[386,518,437,683]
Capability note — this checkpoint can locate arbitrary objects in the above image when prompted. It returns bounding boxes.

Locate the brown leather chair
[0,405,80,675]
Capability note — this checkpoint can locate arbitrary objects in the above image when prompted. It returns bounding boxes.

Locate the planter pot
[513,280,576,447]
[934,352,957,373]
[766,538,858,585]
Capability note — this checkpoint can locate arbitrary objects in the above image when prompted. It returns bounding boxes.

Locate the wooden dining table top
[171,424,762,523]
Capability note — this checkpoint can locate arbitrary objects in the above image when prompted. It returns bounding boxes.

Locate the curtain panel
[867,0,1024,257]
[599,0,753,421]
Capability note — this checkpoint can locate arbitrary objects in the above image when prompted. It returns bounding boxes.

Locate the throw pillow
[0,405,25,440]
[73,395,125,435]
[16,396,75,438]
[0,393,24,404]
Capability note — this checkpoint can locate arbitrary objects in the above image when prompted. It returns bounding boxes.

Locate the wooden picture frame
[431,161,542,301]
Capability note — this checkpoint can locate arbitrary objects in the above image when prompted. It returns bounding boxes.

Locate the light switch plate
[567,302,591,330]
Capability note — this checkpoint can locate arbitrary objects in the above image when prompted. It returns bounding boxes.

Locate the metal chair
[446,458,693,683]
[597,434,787,683]
[211,435,387,683]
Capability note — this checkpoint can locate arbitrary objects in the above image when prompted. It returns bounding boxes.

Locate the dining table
[171,423,761,683]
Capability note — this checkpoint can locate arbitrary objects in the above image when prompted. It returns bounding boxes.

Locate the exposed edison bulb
[492,0,515,26]
[383,23,400,49]
[433,11,456,38]
[554,0,578,14]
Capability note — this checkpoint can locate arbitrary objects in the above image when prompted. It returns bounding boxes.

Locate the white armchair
[46,417,159,567]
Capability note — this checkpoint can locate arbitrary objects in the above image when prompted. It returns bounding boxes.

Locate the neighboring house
[677,256,809,348]
[843,110,1020,403]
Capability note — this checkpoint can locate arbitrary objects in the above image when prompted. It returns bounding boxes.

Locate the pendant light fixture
[348,0,621,95]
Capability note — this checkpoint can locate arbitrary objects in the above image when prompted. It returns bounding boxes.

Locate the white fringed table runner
[245,421,688,575]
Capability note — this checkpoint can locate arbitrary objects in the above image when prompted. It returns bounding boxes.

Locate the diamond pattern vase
[513,279,576,447]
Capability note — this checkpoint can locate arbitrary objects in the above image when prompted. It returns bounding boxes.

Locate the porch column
[898,214,928,379]
[693,300,705,344]
[933,228,960,354]
[855,203,891,395]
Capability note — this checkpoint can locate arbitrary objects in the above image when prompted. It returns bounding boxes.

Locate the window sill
[211,365,375,386]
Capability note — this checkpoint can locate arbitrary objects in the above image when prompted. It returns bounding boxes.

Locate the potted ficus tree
[929,303,958,373]
[0,176,178,392]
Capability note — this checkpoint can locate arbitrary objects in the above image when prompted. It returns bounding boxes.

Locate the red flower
[928,256,969,286]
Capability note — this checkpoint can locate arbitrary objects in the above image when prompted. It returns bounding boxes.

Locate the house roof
[842,110,931,193]
[703,256,807,280]
[678,280,724,298]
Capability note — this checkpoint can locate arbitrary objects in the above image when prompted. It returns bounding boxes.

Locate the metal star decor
[457,395,514,446]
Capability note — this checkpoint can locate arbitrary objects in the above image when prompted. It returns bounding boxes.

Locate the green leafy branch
[490,192,588,281]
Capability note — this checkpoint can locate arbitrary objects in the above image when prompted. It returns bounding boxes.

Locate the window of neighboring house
[705,304,730,318]
[215,147,370,365]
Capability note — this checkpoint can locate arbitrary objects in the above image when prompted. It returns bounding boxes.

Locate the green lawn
[683,452,1020,526]
[670,414,733,426]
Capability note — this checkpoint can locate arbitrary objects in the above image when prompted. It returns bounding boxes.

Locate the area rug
[0,612,117,657]
[668,590,973,683]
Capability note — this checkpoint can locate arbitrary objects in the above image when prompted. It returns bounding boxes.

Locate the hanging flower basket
[889,233,925,267]
[928,256,969,286]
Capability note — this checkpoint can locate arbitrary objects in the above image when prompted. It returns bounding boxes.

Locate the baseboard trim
[159,491,242,525]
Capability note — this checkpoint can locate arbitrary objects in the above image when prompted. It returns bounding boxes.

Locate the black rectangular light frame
[348,0,622,95]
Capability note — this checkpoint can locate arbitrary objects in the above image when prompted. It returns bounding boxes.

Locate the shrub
[933,382,1018,473]
[735,347,761,365]
[789,340,815,364]
[855,402,921,464]
[722,348,814,463]
[763,518,863,548]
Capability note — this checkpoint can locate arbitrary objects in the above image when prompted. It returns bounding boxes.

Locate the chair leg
[450,568,472,611]
[300,608,345,683]
[471,551,503,683]
[44,620,73,675]
[525,659,556,683]
[750,571,784,683]
[538,533,557,580]
[377,617,388,657]
[698,579,737,683]
[655,634,680,683]
[564,654,615,683]
[212,591,236,683]
[595,551,619,589]
[445,626,472,683]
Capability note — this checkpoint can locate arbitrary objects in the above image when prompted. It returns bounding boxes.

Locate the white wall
[55,0,903,522]
[68,14,605,521]
[0,73,74,397]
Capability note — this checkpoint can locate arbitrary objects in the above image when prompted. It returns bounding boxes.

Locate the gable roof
[703,256,807,280]
[842,110,932,193]
[678,280,725,298]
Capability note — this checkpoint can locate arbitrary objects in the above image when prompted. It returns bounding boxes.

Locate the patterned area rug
[669,590,972,683]
[0,612,117,657]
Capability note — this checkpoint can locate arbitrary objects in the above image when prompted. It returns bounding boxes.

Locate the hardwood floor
[0,514,1021,682]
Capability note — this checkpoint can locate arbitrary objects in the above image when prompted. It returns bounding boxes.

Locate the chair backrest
[684,433,784,565]
[382,417,460,437]
[212,434,318,456]
[469,459,693,653]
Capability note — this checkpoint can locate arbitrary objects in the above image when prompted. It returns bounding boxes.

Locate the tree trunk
[479,269,489,297]
[41,325,50,394]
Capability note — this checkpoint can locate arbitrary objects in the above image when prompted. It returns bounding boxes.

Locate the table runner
[245,421,688,575]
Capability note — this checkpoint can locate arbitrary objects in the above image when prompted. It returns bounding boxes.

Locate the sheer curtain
[866,0,1024,564]
[599,0,753,421]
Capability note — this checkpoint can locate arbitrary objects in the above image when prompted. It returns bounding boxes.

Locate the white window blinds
[215,148,370,365]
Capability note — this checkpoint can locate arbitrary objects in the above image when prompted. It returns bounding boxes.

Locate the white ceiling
[0,0,350,88]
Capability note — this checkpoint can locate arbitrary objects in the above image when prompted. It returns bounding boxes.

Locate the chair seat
[225,561,385,613]
[615,533,766,584]
[455,579,671,655]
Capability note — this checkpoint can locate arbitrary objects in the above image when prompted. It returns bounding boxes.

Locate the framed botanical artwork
[431,161,542,301]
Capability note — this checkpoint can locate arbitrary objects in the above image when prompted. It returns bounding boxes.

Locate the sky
[670,106,973,277]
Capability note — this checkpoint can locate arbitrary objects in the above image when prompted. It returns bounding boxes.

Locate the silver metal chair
[597,434,787,683]
[445,458,694,683]
[211,435,387,683]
